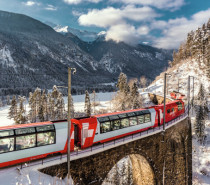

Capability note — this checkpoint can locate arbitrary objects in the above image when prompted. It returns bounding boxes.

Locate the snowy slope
[148,58,209,96]
[148,57,210,184]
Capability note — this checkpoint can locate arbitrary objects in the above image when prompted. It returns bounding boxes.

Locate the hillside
[66,34,173,80]
[151,19,210,95]
[0,10,172,95]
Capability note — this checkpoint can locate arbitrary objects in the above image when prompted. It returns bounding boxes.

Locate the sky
[0,0,209,49]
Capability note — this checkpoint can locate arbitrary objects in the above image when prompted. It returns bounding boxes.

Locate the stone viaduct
[41,117,192,185]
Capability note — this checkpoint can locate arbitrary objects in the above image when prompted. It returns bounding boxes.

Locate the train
[0,99,185,168]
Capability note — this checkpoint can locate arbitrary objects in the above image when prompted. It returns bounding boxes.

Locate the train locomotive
[0,99,185,168]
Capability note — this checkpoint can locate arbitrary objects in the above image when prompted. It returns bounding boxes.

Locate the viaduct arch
[41,118,192,185]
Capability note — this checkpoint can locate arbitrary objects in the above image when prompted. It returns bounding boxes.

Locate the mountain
[0,10,113,92]
[66,34,173,81]
[0,10,172,94]
[45,22,101,42]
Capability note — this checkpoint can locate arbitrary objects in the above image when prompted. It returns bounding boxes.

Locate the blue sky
[0,0,209,49]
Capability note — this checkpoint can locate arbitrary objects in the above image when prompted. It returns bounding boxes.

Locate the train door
[74,124,79,146]
[159,109,163,125]
[82,123,89,148]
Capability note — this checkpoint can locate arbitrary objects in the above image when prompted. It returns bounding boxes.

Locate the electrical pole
[67,67,76,184]
[163,73,167,131]
[187,76,190,117]
[177,78,179,92]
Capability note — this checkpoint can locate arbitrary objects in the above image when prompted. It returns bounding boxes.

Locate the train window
[135,111,144,116]
[37,132,55,146]
[111,120,121,131]
[98,117,109,123]
[15,127,35,135]
[100,121,110,133]
[109,115,120,121]
[0,130,14,137]
[16,134,36,150]
[144,114,151,123]
[127,112,136,117]
[121,118,129,128]
[167,109,170,114]
[171,108,174,112]
[176,102,183,111]
[137,115,144,124]
[118,114,127,118]
[129,117,138,126]
[36,125,54,132]
[0,137,14,153]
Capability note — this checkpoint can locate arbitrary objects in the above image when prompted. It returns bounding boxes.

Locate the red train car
[170,91,185,100]
[0,99,185,168]
[0,120,74,168]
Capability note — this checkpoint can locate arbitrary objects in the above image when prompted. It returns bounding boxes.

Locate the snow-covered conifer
[16,96,27,124]
[8,95,17,120]
[84,90,91,117]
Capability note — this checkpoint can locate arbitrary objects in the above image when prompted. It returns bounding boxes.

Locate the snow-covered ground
[0,57,209,184]
[192,116,210,185]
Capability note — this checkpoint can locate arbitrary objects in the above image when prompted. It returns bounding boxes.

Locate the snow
[54,25,68,33]
[0,45,17,68]
[192,117,210,184]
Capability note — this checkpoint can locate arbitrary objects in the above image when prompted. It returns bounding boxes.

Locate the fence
[15,108,189,170]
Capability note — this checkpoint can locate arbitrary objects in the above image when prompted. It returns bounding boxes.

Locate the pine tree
[194,83,208,143]
[127,160,133,185]
[41,89,48,121]
[116,72,128,93]
[15,96,27,124]
[8,95,17,120]
[56,92,65,120]
[84,90,91,117]
[38,104,45,122]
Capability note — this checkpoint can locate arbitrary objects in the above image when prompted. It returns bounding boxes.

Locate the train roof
[94,108,150,118]
[0,121,53,130]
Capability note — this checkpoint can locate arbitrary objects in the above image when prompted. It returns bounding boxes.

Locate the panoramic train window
[36,125,54,132]
[118,114,127,118]
[37,132,55,146]
[137,115,144,124]
[109,115,120,121]
[98,117,109,123]
[0,137,14,153]
[130,117,138,126]
[16,134,36,150]
[15,127,35,135]
[100,121,110,133]
[121,118,129,128]
[111,120,121,131]
[0,130,14,137]
[127,112,136,117]
[144,114,151,123]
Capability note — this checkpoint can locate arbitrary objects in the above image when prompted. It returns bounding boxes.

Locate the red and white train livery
[0,99,185,168]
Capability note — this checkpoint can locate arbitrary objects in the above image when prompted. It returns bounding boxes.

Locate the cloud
[78,5,159,27]
[64,0,102,5]
[78,5,158,45]
[45,4,57,11]
[152,9,210,49]
[105,23,140,45]
[22,1,40,6]
[72,10,83,16]
[110,0,185,11]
